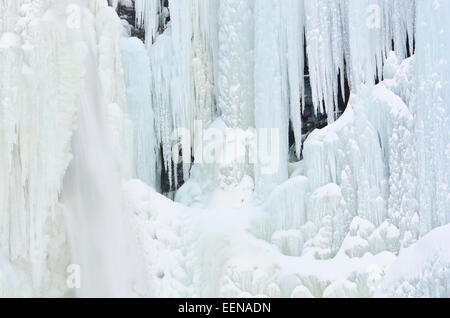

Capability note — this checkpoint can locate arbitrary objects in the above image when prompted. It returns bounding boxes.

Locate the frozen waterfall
[61,8,135,298]
[0,0,449,299]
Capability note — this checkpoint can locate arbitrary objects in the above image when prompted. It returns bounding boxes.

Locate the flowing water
[61,26,135,297]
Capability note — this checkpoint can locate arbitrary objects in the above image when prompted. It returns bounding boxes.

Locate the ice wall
[119,0,449,298]
[2,0,449,299]
[137,0,418,186]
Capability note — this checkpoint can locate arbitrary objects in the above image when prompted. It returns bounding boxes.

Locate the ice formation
[0,0,449,298]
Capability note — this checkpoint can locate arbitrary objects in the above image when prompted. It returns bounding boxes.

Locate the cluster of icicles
[133,0,415,189]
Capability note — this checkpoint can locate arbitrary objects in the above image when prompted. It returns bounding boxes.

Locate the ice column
[120,36,157,188]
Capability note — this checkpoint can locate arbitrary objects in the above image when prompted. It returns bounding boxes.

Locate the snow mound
[376,225,450,298]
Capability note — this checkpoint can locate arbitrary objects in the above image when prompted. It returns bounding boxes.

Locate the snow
[0,32,20,48]
[124,179,398,298]
[376,224,450,297]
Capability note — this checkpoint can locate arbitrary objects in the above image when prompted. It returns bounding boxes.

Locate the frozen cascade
[1,0,450,299]
[148,32,174,188]
[120,36,157,188]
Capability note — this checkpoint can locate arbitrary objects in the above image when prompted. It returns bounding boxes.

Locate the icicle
[148,33,174,189]
[135,0,160,44]
[142,1,220,189]
[282,0,305,158]
[303,0,416,123]
[120,37,157,188]
[388,0,416,59]
[168,0,193,184]
[304,0,346,123]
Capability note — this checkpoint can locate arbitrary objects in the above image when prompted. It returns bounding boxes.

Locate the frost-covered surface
[1,0,450,298]
[376,224,450,298]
